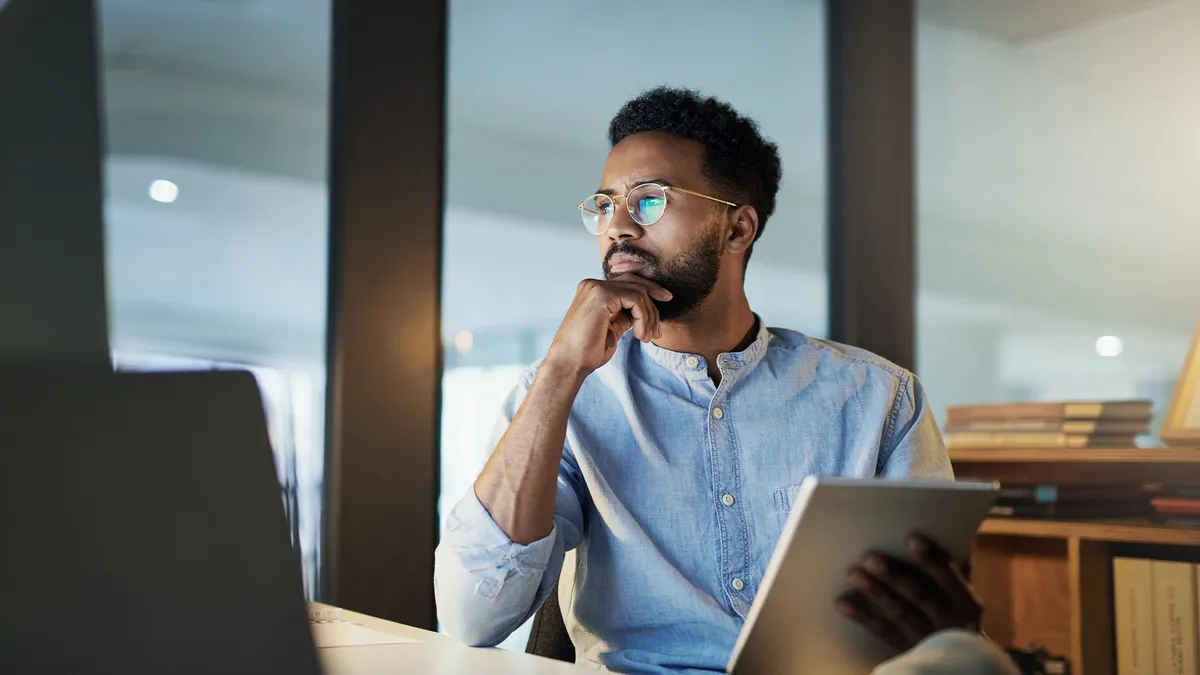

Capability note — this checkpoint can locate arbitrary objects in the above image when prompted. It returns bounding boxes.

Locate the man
[435,87,1013,675]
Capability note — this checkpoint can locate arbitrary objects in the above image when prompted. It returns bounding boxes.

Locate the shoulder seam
[878,370,911,469]
[797,337,909,380]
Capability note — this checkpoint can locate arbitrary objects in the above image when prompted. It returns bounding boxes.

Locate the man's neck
[652,289,758,379]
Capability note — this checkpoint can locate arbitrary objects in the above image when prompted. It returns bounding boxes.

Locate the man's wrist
[540,354,592,385]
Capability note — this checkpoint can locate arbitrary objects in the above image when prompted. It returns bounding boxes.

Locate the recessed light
[1096,335,1123,357]
[149,179,178,204]
[454,330,474,354]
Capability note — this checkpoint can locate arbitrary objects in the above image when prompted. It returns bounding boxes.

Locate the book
[946,400,1153,424]
[1153,561,1199,675]
[998,484,1146,504]
[1114,557,1156,675]
[944,419,1150,434]
[1152,517,1200,528]
[1162,487,1200,499]
[1152,498,1200,517]
[945,430,1138,449]
[989,500,1148,519]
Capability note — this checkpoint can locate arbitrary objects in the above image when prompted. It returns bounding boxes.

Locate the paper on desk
[311,621,419,648]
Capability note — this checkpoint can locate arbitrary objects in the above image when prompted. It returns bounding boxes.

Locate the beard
[602,227,723,322]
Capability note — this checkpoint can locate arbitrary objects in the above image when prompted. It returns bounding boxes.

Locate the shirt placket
[707,355,752,618]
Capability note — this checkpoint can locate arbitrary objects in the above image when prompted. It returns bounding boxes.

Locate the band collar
[640,316,770,379]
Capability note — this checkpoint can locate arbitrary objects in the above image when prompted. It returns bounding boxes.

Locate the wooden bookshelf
[952,445,1200,485]
[954,447,1200,675]
[980,517,1200,546]
[951,446,1200,463]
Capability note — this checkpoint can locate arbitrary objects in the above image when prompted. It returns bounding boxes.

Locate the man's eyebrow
[594,178,675,197]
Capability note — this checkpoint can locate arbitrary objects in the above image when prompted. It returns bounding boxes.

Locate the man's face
[597,132,727,321]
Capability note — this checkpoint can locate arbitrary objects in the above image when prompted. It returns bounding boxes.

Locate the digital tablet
[727,477,999,675]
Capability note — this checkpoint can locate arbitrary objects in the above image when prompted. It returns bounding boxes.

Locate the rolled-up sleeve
[878,372,954,479]
[433,372,587,647]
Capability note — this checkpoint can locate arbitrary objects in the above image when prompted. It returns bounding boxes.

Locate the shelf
[950,446,1200,463]
[979,517,1200,546]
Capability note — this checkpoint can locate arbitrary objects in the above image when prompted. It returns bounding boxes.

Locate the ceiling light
[454,330,474,354]
[149,179,178,204]
[1096,335,1123,358]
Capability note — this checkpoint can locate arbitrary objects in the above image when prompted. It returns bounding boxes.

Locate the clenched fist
[544,273,673,378]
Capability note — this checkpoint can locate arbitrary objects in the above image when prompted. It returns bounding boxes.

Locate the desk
[315,606,592,674]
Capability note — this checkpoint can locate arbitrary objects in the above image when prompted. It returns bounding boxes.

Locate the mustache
[603,242,659,270]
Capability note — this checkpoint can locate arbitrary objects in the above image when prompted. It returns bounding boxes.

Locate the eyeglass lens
[580,184,668,234]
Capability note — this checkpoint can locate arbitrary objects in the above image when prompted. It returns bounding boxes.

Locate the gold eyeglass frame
[578,183,739,234]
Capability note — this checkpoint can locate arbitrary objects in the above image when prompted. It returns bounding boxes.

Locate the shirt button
[686,356,700,369]
[721,493,735,507]
[731,578,745,591]
[712,407,724,420]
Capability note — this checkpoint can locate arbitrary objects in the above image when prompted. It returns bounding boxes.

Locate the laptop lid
[0,370,321,675]
[0,0,112,369]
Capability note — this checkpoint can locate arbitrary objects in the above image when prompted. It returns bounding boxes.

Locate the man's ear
[724,205,759,257]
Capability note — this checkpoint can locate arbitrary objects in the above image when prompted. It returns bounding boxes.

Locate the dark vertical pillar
[321,0,446,629]
[0,0,111,369]
[827,0,916,371]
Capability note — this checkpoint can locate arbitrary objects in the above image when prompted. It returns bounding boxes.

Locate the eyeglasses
[578,183,738,235]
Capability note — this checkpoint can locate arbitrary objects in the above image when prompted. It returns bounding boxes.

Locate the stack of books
[1150,486,1200,527]
[989,483,1149,519]
[943,400,1153,449]
[1113,557,1200,674]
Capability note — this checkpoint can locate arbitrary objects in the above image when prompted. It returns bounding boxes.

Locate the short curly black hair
[607,86,782,263]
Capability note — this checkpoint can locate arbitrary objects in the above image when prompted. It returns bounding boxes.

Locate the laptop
[0,0,113,369]
[0,370,359,675]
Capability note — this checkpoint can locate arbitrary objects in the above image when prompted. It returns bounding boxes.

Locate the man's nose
[605,200,644,241]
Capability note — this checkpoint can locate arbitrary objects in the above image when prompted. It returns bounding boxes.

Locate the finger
[611,309,634,337]
[849,565,933,644]
[835,592,911,652]
[907,534,982,624]
[626,300,650,342]
[862,553,959,629]
[641,293,661,340]
[604,288,650,341]
[619,289,657,341]
[611,273,673,303]
[605,311,635,351]
[615,287,659,342]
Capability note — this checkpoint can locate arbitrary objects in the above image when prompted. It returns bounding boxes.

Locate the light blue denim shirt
[435,321,952,674]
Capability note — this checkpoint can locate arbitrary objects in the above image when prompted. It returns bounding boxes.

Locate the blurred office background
[83,0,1199,648]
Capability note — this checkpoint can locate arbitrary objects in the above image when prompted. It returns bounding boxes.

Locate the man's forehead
[599,133,705,190]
